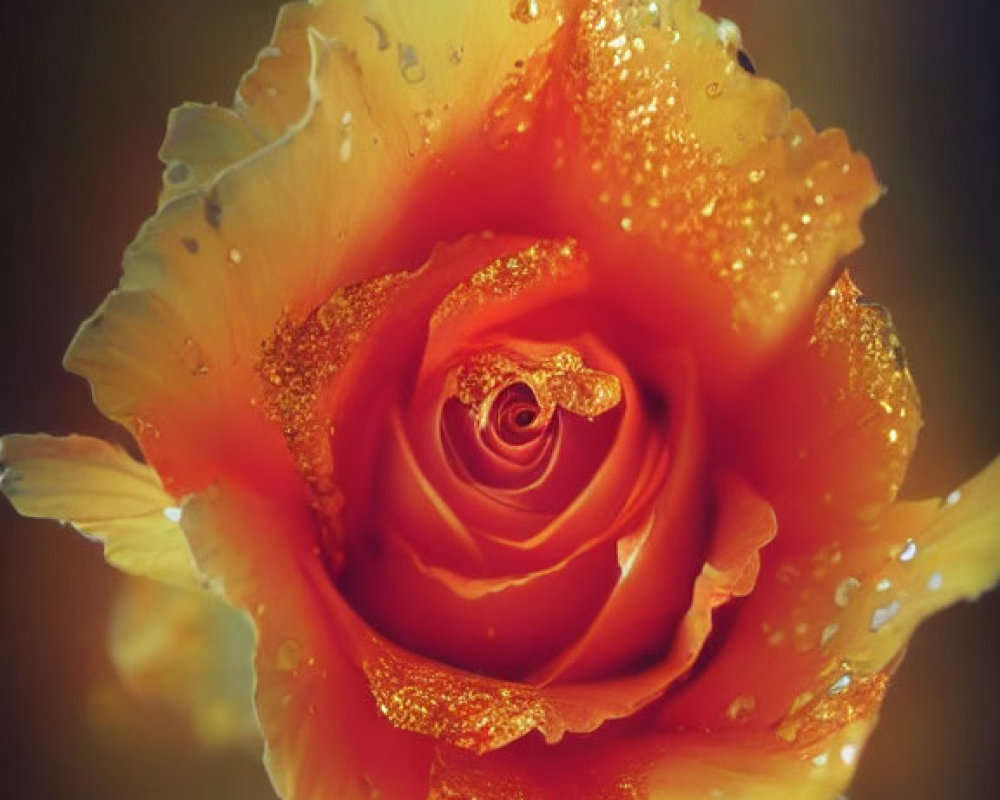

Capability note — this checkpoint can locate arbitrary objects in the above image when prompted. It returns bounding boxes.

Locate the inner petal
[441,346,624,518]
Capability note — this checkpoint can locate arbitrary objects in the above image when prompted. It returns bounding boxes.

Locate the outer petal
[428,721,870,800]
[0,434,198,589]
[651,270,998,791]
[549,0,881,392]
[179,476,654,793]
[657,460,1000,796]
[110,576,259,748]
[181,480,434,800]
[731,272,921,529]
[64,0,565,494]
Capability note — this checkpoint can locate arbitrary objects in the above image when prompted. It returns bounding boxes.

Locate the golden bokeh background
[1,1,996,798]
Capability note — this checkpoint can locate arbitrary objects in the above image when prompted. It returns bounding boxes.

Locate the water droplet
[870,599,901,632]
[821,623,839,646]
[716,18,742,48]
[162,506,183,523]
[898,539,917,563]
[812,752,829,767]
[510,0,541,22]
[705,80,722,98]
[182,338,209,376]
[701,196,718,216]
[276,639,303,672]
[875,578,892,592]
[620,216,634,232]
[828,674,852,696]
[927,572,943,592]
[726,694,756,722]
[166,162,190,184]
[397,44,426,83]
[944,488,962,507]
[337,110,354,163]
[840,743,858,765]
[228,248,243,266]
[834,576,860,607]
[748,169,766,184]
[339,136,353,163]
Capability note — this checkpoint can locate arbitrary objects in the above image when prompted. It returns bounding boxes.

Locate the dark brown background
[1,1,997,798]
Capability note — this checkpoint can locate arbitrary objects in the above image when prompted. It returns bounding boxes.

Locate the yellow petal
[0,434,199,589]
[65,0,563,491]
[827,457,1000,673]
[429,718,873,800]
[551,0,880,388]
[180,481,435,800]
[734,270,922,529]
[110,576,259,748]
[657,457,1000,797]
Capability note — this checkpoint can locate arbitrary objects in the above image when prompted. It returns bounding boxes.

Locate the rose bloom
[2,1,999,799]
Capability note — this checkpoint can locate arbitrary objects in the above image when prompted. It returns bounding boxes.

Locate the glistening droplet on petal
[725,694,756,722]
[397,43,426,84]
[821,623,840,646]
[870,599,901,632]
[510,0,541,22]
[834,576,861,607]
[897,539,917,562]
[276,639,303,673]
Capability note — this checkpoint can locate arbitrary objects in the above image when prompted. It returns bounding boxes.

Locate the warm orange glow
[1,2,997,800]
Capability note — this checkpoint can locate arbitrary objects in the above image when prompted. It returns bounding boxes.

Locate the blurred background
[0,0,996,797]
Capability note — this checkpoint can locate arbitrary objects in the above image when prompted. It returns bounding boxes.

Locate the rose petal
[0,434,199,589]
[66,0,565,493]
[330,235,551,564]
[403,345,634,564]
[659,459,1000,788]
[428,718,867,800]
[181,481,435,800]
[178,475,620,790]
[342,523,619,678]
[532,353,707,683]
[732,271,922,528]
[547,0,881,392]
[110,577,259,748]
[535,470,776,729]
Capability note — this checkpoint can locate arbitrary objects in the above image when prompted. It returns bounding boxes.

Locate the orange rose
[2,1,998,799]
